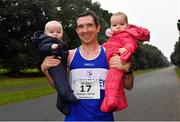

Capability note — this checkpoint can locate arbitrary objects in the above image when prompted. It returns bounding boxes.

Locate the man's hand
[41,56,61,72]
[109,54,131,72]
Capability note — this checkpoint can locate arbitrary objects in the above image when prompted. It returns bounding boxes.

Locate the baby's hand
[105,28,113,37]
[119,48,127,54]
[51,44,58,50]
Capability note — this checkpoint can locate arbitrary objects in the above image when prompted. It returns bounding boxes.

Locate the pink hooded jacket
[103,24,150,62]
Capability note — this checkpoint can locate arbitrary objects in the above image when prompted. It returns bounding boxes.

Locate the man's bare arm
[124,74,134,90]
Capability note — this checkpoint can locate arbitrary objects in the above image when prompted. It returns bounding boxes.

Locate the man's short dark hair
[76,11,100,28]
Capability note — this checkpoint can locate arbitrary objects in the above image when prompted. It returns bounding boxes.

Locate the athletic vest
[65,46,114,121]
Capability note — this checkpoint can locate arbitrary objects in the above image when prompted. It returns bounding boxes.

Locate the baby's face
[110,15,128,32]
[45,24,63,40]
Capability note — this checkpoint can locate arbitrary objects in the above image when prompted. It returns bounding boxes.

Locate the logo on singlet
[86,70,92,78]
[84,63,95,67]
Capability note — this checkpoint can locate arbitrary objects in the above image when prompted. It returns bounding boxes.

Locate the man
[41,11,133,121]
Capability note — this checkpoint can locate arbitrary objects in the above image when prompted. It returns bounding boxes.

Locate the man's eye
[87,23,94,27]
[77,25,83,29]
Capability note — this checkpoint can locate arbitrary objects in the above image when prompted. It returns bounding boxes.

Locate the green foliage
[171,19,180,67]
[171,37,180,67]
[0,0,59,76]
[56,0,110,47]
[177,19,180,31]
[133,43,170,70]
[0,0,170,76]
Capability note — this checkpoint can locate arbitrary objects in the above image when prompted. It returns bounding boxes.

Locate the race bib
[70,68,108,99]
[73,79,100,99]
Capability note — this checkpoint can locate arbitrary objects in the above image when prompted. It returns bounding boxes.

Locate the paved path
[114,67,180,121]
[0,95,64,121]
[0,67,180,121]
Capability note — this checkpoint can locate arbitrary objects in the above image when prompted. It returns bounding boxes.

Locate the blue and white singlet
[65,46,114,121]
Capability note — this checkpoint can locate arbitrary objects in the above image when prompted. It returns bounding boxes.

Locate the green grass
[0,68,8,73]
[175,67,180,78]
[0,77,55,105]
[0,86,55,105]
[0,77,47,89]
[20,68,40,73]
[0,68,39,74]
[0,67,164,106]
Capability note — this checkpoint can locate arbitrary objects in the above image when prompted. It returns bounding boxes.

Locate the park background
[0,0,180,120]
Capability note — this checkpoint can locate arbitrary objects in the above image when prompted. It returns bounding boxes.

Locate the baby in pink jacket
[101,12,150,112]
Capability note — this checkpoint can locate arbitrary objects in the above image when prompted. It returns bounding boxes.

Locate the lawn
[0,76,55,105]
[0,67,170,106]
[175,67,180,78]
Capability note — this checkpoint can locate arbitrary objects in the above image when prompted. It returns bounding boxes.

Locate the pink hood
[125,24,150,41]
[110,24,150,42]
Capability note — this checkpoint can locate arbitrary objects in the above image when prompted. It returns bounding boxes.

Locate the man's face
[76,15,100,44]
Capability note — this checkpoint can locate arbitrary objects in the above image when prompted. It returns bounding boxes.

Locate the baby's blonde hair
[44,20,63,32]
[112,12,128,23]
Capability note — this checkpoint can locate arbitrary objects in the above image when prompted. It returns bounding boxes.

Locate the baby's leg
[101,68,128,112]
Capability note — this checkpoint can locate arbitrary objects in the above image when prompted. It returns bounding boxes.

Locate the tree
[0,0,59,76]
[171,37,180,67]
[170,19,180,67]
[133,43,169,70]
[0,0,111,76]
[177,19,180,32]
[0,0,169,76]
[56,0,110,48]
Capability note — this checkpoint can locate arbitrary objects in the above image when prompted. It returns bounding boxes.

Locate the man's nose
[82,26,89,33]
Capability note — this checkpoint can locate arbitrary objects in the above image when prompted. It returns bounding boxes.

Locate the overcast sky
[92,0,180,60]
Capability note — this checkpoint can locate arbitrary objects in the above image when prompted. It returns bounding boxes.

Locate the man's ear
[75,28,79,35]
[97,24,101,33]
[75,28,77,33]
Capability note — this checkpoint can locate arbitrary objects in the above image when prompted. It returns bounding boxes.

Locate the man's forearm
[43,70,55,88]
[124,74,134,90]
